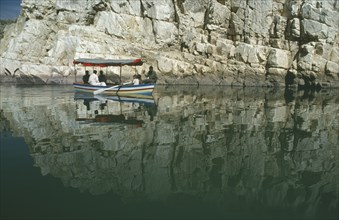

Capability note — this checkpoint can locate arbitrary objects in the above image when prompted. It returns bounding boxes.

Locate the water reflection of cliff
[1,85,338,218]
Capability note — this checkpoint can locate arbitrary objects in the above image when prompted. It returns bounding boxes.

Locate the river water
[0,85,338,220]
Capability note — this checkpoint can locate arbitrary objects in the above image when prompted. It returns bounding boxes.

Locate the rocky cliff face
[0,0,338,87]
[0,20,15,40]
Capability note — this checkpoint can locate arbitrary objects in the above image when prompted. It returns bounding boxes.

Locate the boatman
[89,70,106,86]
[143,66,157,84]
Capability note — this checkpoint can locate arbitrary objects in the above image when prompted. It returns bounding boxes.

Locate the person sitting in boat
[98,70,107,83]
[82,70,90,84]
[137,73,142,83]
[89,70,106,86]
[132,74,140,85]
[143,66,157,84]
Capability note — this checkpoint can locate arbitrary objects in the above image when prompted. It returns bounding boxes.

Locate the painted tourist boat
[72,58,155,98]
[73,82,155,98]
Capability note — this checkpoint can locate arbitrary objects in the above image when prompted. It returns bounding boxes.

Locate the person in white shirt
[132,74,140,85]
[89,70,106,86]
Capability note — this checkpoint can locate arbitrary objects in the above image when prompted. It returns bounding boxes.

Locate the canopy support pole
[74,63,76,82]
[119,65,122,85]
[117,65,123,96]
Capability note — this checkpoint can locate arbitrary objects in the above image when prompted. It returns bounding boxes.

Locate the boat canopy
[73,58,143,67]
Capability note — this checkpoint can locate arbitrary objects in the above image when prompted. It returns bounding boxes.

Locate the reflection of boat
[72,58,155,96]
[74,91,155,105]
[74,92,157,125]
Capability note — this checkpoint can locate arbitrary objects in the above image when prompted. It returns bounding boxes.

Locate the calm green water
[0,85,338,220]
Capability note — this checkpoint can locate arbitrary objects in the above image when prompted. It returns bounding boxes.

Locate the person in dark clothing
[98,70,107,83]
[83,70,90,84]
[143,66,157,83]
